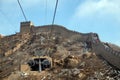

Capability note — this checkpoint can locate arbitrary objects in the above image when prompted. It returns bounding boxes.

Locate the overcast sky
[0,0,120,46]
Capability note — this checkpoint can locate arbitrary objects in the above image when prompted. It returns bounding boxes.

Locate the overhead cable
[52,0,58,25]
[17,0,27,21]
[0,9,17,34]
[50,0,59,34]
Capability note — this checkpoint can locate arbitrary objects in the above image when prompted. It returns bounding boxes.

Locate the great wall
[0,21,120,80]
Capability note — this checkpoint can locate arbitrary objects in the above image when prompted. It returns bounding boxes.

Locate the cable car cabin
[28,56,52,72]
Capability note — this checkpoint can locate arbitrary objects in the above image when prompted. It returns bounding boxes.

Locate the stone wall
[20,21,34,33]
[28,26,91,40]
[20,21,91,41]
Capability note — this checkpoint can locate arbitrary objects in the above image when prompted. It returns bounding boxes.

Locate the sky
[0,0,120,46]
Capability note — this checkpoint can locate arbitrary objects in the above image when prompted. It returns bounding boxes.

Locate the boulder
[64,55,79,68]
[78,73,86,79]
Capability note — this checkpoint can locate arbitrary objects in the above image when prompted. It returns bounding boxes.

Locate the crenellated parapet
[20,21,34,33]
[19,21,100,41]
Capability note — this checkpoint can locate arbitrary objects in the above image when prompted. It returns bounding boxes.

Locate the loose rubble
[0,27,120,80]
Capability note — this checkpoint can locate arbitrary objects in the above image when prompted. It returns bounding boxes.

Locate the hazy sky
[0,0,120,46]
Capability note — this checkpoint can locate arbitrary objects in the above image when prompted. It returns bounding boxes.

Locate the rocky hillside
[0,25,120,80]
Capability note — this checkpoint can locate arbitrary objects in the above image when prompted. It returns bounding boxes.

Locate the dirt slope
[0,26,120,80]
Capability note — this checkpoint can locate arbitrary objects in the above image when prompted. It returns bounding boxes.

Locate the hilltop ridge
[0,22,120,80]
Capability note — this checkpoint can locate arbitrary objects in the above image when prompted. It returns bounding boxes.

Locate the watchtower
[20,21,34,33]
